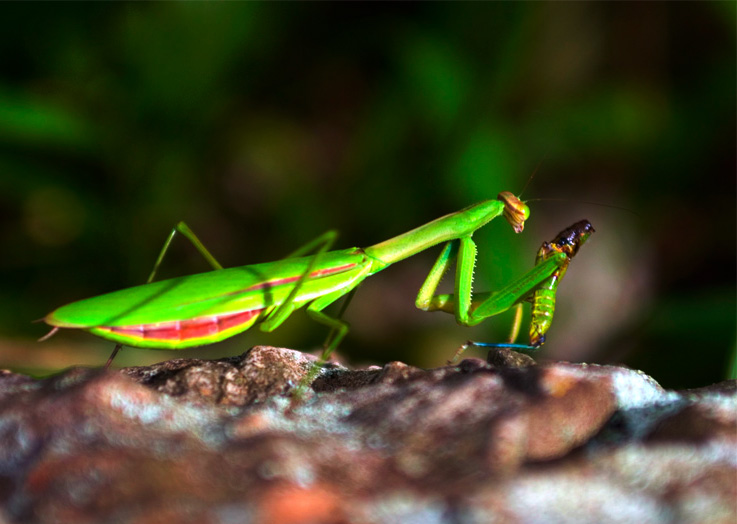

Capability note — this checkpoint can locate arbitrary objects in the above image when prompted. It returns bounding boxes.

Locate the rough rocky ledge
[0,346,734,524]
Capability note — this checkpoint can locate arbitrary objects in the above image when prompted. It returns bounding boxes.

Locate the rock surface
[0,346,734,524]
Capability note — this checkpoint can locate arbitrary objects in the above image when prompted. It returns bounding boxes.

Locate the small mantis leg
[281,230,338,259]
[260,232,369,401]
[306,285,363,362]
[282,230,360,351]
[259,232,364,402]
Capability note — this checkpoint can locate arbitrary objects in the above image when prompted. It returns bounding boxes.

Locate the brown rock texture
[0,346,734,524]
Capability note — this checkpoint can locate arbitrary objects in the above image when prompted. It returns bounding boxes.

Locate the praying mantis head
[497,191,530,234]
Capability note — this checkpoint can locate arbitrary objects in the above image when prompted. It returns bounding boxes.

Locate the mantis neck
[363,199,505,267]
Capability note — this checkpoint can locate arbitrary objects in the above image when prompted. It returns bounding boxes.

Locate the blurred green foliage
[0,3,734,388]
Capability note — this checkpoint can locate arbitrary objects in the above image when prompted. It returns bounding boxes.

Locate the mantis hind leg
[104,344,123,369]
[148,222,224,284]
[105,221,225,368]
[104,227,339,368]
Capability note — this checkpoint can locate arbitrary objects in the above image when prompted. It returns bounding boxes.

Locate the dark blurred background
[0,3,734,388]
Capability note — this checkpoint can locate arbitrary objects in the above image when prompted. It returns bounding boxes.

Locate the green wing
[46,249,368,328]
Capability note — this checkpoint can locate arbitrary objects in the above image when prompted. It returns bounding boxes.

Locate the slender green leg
[148,221,224,284]
[418,249,566,325]
[260,242,367,403]
[258,230,369,363]
[147,227,339,365]
[259,231,338,332]
[457,219,594,353]
[282,230,338,259]
[419,237,529,363]
[323,286,359,350]
[256,231,370,401]
[105,221,225,369]
[107,225,339,369]
[417,234,566,323]
[289,282,364,401]
[306,285,362,361]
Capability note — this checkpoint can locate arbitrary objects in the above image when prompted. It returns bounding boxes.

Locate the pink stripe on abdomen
[244,263,358,292]
[104,308,264,342]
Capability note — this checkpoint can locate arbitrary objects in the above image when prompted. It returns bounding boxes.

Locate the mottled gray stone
[0,346,734,524]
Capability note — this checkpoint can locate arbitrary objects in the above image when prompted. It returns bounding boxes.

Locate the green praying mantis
[42,191,594,369]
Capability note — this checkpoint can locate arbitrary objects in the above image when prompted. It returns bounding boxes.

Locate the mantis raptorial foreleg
[416,244,567,325]
[418,220,594,359]
[415,237,483,325]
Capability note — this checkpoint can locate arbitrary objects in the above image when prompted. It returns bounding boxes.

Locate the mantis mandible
[42,192,592,368]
